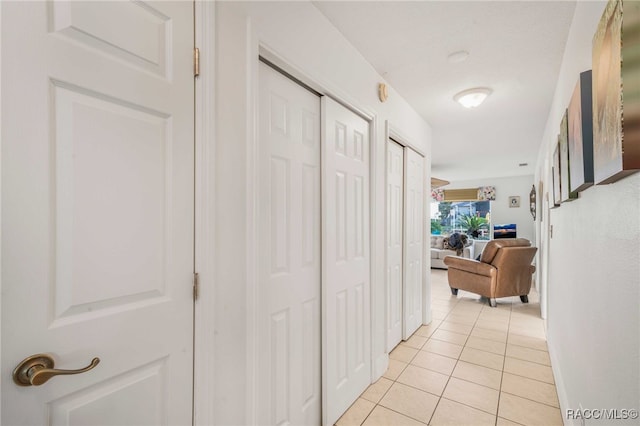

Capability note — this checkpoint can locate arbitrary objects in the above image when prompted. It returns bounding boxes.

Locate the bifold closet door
[386,140,404,352]
[403,147,425,338]
[322,97,371,426]
[257,62,321,426]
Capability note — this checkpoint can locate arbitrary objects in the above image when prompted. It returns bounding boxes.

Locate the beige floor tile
[506,344,551,366]
[402,334,428,350]
[507,333,548,351]
[510,310,543,320]
[456,291,484,302]
[509,322,546,335]
[466,336,507,355]
[475,319,509,333]
[452,361,502,390]
[383,359,408,380]
[438,321,473,335]
[478,308,511,319]
[501,373,559,407]
[396,364,449,396]
[509,317,544,328]
[471,327,508,343]
[442,377,499,414]
[459,347,505,371]
[378,382,439,424]
[432,310,449,320]
[508,325,546,339]
[431,329,469,345]
[498,393,563,425]
[430,398,496,426]
[360,377,393,403]
[414,324,438,338]
[410,350,457,375]
[390,345,419,363]
[361,405,426,426]
[445,313,478,325]
[496,417,523,426]
[432,299,458,308]
[503,357,555,384]
[335,398,375,426]
[423,339,464,359]
[450,305,483,315]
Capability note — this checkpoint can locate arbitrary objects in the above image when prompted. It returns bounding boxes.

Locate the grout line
[494,299,512,425]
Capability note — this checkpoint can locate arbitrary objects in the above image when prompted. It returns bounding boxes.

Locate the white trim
[0,3,4,420]
[387,121,427,158]
[193,2,216,425]
[548,336,573,425]
[245,20,260,426]
[258,44,376,123]
[368,114,380,382]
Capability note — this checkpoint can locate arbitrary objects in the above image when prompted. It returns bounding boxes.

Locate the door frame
[383,122,431,353]
[194,1,216,425]
[0,4,4,421]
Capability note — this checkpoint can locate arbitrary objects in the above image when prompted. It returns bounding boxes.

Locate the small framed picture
[509,196,520,208]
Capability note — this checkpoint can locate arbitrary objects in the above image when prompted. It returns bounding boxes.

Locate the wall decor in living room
[552,142,562,208]
[592,0,640,184]
[568,70,595,193]
[560,109,578,201]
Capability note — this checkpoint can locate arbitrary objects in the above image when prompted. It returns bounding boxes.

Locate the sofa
[430,235,474,269]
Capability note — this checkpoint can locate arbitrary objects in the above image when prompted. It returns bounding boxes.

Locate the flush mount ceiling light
[453,87,492,108]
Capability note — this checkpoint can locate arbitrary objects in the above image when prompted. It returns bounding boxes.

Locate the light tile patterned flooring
[336,269,563,426]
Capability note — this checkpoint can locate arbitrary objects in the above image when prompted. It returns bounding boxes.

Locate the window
[431,200,491,240]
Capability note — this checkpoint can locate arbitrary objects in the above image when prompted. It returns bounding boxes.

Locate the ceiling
[313,1,577,183]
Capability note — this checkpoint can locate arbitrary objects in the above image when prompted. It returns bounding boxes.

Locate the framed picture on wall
[552,142,562,207]
[568,70,594,192]
[592,0,640,184]
[560,109,578,201]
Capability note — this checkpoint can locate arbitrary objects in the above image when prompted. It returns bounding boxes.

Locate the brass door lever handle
[13,354,100,386]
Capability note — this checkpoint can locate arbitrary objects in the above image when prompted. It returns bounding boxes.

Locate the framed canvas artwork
[568,70,594,193]
[592,0,640,184]
[559,109,578,201]
[552,142,562,208]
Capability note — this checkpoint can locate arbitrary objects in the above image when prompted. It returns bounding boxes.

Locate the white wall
[213,2,432,424]
[535,1,640,423]
[444,175,536,244]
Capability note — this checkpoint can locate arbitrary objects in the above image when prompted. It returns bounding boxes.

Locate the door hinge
[194,47,200,78]
[193,272,200,301]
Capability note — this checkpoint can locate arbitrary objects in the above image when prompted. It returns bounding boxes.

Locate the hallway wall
[535,1,640,423]
[213,2,432,424]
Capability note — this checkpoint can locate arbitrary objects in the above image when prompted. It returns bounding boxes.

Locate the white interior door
[256,62,321,426]
[386,140,404,352]
[1,2,194,424]
[403,148,425,338]
[322,97,371,426]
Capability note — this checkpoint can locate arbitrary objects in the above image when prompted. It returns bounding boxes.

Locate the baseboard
[373,353,389,381]
[548,335,575,426]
